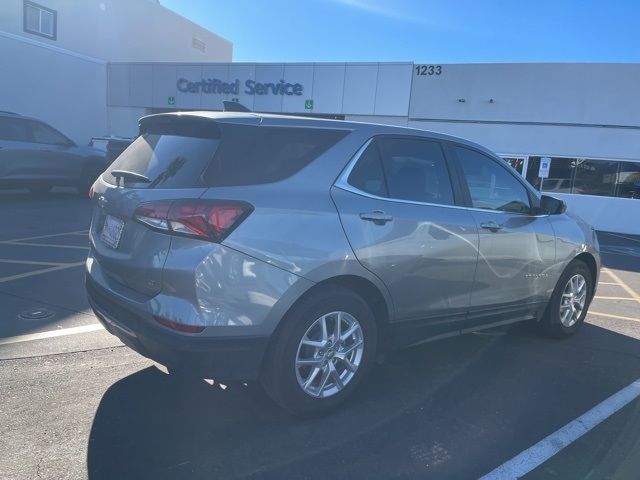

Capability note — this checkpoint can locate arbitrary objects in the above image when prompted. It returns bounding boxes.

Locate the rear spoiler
[138,115,221,139]
[223,101,251,112]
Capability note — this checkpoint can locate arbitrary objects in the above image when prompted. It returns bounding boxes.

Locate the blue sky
[162,0,640,63]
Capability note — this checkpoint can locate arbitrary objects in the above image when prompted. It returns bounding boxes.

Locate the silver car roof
[139,111,496,157]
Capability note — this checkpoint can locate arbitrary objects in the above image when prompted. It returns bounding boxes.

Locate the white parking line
[480,378,640,479]
[0,323,104,345]
[0,241,89,250]
[0,230,88,243]
[0,261,85,283]
[0,258,65,266]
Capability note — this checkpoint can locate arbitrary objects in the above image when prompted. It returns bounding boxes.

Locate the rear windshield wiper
[110,170,151,185]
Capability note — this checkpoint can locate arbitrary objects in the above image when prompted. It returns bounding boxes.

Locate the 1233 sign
[415,65,442,76]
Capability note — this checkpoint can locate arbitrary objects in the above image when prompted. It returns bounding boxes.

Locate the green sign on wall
[304,99,314,110]
[168,96,175,106]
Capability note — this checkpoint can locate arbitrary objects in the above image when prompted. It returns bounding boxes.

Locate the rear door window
[0,117,30,142]
[346,141,388,197]
[30,122,70,145]
[377,137,454,205]
[203,125,348,187]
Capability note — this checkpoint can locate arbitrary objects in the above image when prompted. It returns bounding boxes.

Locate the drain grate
[18,308,55,320]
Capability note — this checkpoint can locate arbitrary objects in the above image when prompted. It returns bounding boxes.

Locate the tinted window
[526,156,575,193]
[377,137,454,205]
[0,117,30,142]
[347,142,387,197]
[103,134,220,188]
[30,122,68,145]
[573,159,618,196]
[455,147,531,213]
[616,161,640,199]
[204,125,347,187]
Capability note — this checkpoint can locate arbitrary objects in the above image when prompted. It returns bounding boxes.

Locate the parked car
[86,112,600,414]
[0,111,107,193]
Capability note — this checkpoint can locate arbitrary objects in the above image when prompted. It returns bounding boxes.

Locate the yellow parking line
[0,258,65,266]
[589,311,640,324]
[0,230,88,243]
[602,269,640,305]
[593,296,637,301]
[0,261,84,283]
[598,282,621,286]
[0,241,89,250]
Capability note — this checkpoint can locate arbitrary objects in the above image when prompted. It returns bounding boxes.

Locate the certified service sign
[177,78,303,96]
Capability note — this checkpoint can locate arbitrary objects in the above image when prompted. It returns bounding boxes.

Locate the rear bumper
[86,275,269,381]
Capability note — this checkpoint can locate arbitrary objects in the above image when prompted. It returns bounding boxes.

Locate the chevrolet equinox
[86,112,600,414]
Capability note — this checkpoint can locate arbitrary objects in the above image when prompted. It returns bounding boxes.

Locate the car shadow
[87,322,640,480]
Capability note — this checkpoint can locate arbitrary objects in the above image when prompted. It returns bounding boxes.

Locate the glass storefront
[616,162,640,199]
[502,155,640,200]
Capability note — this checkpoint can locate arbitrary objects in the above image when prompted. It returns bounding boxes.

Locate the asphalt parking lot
[1,189,640,480]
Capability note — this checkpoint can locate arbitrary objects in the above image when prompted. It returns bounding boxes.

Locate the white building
[1,2,638,234]
[0,0,232,143]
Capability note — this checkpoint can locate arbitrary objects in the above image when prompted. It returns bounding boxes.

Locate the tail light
[88,184,95,200]
[134,199,253,243]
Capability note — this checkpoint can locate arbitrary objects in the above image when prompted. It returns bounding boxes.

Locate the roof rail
[0,110,20,115]
[222,101,251,113]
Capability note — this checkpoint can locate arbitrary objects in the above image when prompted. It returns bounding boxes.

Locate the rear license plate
[100,215,124,249]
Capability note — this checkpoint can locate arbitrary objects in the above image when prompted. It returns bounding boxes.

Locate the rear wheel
[540,260,593,337]
[261,286,377,415]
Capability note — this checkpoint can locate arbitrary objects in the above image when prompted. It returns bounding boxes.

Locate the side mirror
[540,194,567,215]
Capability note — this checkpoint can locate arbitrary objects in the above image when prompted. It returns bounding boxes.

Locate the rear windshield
[103,122,347,189]
[202,125,348,187]
[103,134,219,188]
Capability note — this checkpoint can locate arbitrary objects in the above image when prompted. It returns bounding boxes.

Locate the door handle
[480,221,503,232]
[360,211,393,225]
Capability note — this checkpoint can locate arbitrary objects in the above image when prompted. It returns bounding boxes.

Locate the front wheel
[261,287,377,415]
[540,260,593,338]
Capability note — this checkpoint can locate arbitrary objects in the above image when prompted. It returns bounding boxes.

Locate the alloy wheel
[295,311,364,398]
[559,274,588,327]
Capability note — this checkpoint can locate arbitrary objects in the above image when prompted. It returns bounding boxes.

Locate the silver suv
[86,112,600,414]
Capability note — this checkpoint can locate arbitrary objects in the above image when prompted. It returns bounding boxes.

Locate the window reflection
[616,162,640,199]
[526,156,575,193]
[505,154,640,201]
[573,159,618,197]
[503,157,524,175]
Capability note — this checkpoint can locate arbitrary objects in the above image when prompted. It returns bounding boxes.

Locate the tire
[261,286,377,415]
[540,259,594,338]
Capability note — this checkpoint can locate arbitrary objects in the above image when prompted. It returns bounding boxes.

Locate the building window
[192,37,206,52]
[526,156,576,193]
[615,161,640,199]
[502,157,525,175]
[573,159,619,197]
[23,1,57,40]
